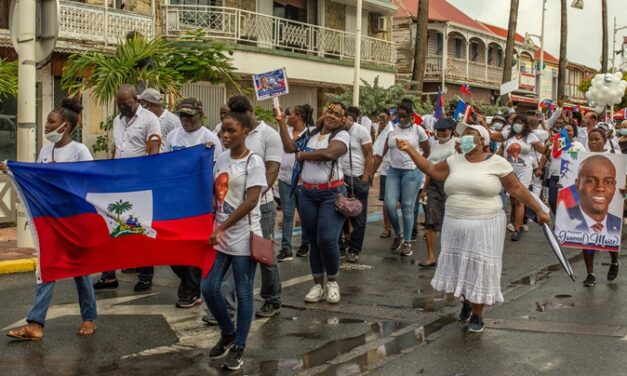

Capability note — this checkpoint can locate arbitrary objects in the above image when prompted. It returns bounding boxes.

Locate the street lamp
[612,17,627,72]
[352,0,363,106]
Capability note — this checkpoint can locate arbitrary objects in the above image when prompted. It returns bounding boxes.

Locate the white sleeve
[77,144,94,161]
[264,131,283,163]
[164,131,174,152]
[373,133,388,156]
[415,125,429,142]
[332,131,351,149]
[205,131,223,160]
[246,154,268,191]
[545,107,562,130]
[359,126,372,145]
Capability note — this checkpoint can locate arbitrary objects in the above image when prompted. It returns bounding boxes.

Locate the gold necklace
[232,148,249,159]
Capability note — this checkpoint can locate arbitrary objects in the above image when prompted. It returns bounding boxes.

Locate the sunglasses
[177,112,196,119]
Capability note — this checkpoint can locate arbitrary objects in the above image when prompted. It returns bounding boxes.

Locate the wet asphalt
[0,219,623,376]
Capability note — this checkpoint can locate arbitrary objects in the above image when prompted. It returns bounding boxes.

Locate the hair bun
[61,98,83,114]
[227,95,253,114]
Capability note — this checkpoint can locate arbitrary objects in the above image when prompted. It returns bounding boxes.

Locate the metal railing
[163,4,394,66]
[59,1,154,46]
[425,55,505,85]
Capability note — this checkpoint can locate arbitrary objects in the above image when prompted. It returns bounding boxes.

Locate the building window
[436,33,443,55]
[454,38,463,59]
[470,42,479,62]
[0,0,9,29]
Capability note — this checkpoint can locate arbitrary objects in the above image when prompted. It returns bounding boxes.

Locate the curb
[0,258,37,275]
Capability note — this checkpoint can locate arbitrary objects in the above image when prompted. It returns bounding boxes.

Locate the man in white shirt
[213,104,230,142]
[94,84,161,293]
[342,107,373,263]
[138,88,181,143]
[578,111,599,148]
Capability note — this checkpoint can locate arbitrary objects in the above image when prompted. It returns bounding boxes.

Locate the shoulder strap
[241,152,255,229]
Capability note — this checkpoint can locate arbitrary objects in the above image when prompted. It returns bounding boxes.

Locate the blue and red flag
[413,111,423,125]
[8,145,216,283]
[460,84,472,98]
[557,184,579,209]
[434,87,445,120]
[551,127,572,159]
[453,99,473,123]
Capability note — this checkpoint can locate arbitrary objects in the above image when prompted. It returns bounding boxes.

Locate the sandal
[6,323,43,341]
[76,321,97,336]
[418,261,437,268]
[379,229,392,238]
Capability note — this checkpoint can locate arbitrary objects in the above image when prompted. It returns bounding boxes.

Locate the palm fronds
[0,59,18,100]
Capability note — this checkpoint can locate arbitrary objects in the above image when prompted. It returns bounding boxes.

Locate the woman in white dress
[396,123,550,333]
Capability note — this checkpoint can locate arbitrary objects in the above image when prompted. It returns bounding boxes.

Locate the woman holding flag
[537,123,585,214]
[2,98,98,340]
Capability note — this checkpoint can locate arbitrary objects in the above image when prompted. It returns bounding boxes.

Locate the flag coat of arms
[8,145,216,283]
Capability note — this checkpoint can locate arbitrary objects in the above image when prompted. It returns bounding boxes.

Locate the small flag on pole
[434,87,444,120]
[460,84,472,98]
[453,99,473,123]
[413,111,423,125]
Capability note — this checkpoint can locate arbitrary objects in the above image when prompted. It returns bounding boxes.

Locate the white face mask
[45,122,67,144]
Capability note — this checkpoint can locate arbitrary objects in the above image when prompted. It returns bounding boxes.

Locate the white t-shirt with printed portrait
[213,151,267,256]
[37,141,93,163]
[301,130,350,184]
[342,123,372,177]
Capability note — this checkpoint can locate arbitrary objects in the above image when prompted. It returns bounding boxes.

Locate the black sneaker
[399,242,413,256]
[222,345,244,370]
[255,302,280,318]
[466,314,484,333]
[203,314,234,326]
[339,247,348,259]
[176,295,202,308]
[93,279,118,290]
[347,251,359,263]
[277,248,294,262]
[134,280,152,292]
[510,230,522,242]
[209,333,235,360]
[608,262,620,281]
[459,301,472,322]
[583,273,596,287]
[390,235,404,251]
[296,245,309,257]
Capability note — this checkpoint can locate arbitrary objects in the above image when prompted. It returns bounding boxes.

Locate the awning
[613,109,626,120]
[511,94,538,105]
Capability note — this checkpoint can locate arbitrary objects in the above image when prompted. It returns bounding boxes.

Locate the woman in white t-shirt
[276,105,313,261]
[2,98,97,340]
[202,100,267,371]
[371,102,431,256]
[275,102,349,305]
[489,115,545,241]
[396,123,550,333]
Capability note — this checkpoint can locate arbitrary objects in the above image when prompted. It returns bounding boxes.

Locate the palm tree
[557,0,568,99]
[0,59,17,100]
[501,0,519,106]
[411,0,429,93]
[107,200,133,222]
[601,0,608,72]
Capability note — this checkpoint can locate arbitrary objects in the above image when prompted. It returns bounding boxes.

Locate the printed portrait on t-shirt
[215,172,229,212]
[506,143,525,166]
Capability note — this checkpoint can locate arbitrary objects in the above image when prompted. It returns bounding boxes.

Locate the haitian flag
[434,87,445,120]
[8,145,216,283]
[551,127,572,159]
[460,84,472,98]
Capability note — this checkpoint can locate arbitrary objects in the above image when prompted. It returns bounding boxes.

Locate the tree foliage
[0,59,18,100]
[328,77,434,116]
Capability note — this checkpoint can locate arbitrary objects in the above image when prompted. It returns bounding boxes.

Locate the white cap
[456,122,490,145]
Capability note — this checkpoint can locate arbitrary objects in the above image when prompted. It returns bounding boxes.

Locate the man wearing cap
[160,98,222,308]
[138,88,182,142]
[597,123,621,153]
[93,84,162,292]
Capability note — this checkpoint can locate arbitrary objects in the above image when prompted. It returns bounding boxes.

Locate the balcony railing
[425,55,506,85]
[163,4,394,67]
[59,1,154,46]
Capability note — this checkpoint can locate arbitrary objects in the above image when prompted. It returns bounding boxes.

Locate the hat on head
[597,122,611,132]
[137,88,162,104]
[456,122,490,144]
[177,97,203,116]
[434,118,455,130]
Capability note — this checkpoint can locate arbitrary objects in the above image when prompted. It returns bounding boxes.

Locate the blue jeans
[201,252,257,348]
[278,180,309,251]
[298,186,347,279]
[384,167,423,239]
[27,276,97,326]
[259,201,281,306]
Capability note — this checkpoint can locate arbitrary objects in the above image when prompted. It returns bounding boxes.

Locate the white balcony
[163,4,394,67]
[58,1,154,48]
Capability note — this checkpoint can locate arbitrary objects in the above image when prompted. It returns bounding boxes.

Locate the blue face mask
[513,123,523,133]
[493,122,504,131]
[620,128,627,136]
[460,135,476,154]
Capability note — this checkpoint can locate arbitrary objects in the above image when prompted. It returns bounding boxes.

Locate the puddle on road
[510,254,583,286]
[535,301,575,312]
[412,295,457,312]
[258,320,412,374]
[555,294,573,299]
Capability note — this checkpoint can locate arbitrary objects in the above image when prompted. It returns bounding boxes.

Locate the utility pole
[611,17,627,72]
[557,0,567,100]
[352,0,362,106]
[601,0,608,72]
[500,0,519,106]
[411,0,429,93]
[538,0,546,99]
[16,0,37,248]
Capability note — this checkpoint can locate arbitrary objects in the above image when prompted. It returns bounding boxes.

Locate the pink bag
[334,192,363,217]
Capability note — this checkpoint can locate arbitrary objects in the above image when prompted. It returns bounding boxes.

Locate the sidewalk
[0,227,36,275]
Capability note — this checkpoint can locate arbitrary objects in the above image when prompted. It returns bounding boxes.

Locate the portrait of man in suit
[567,155,621,239]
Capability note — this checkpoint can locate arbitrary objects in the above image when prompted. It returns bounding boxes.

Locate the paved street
[0,220,625,376]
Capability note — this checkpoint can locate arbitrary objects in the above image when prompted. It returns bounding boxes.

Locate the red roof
[480,22,559,64]
[394,0,492,33]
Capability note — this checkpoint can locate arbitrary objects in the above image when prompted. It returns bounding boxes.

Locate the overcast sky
[448,0,627,70]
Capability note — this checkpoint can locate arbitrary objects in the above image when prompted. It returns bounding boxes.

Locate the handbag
[333,133,363,218]
[242,154,275,267]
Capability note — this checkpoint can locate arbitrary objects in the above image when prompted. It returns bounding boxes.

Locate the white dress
[431,153,514,305]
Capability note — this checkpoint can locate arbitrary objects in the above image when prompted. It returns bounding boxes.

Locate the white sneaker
[325,281,341,304]
[304,284,325,303]
[507,223,515,232]
[522,224,529,232]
